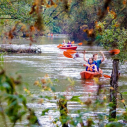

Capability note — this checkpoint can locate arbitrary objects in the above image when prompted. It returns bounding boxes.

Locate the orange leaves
[34,80,40,86]
[20,24,27,32]
[38,99,44,104]
[30,0,58,9]
[87,29,94,35]
[51,0,55,5]
[46,0,58,8]
[95,21,102,32]
[29,0,41,15]
[110,10,117,19]
[29,3,36,14]
[41,79,46,84]
[110,87,114,90]
[123,0,126,5]
[8,30,14,39]
[121,99,125,103]
[83,29,88,32]
[46,4,51,8]
[114,23,119,27]
[98,0,112,20]
[107,6,110,12]
[30,25,36,32]
[7,23,19,40]
[83,29,95,38]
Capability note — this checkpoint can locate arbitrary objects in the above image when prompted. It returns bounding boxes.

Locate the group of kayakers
[83,51,105,72]
[62,40,72,47]
[61,39,105,73]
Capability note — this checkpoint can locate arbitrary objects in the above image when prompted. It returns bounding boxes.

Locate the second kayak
[59,46,77,50]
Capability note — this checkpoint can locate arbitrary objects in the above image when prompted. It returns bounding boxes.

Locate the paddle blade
[78,42,82,45]
[103,74,111,78]
[63,51,73,58]
[66,49,77,54]
[109,49,120,55]
[57,44,63,48]
[71,41,74,44]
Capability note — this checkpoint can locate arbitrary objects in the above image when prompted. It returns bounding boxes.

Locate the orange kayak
[80,70,103,79]
[59,46,77,50]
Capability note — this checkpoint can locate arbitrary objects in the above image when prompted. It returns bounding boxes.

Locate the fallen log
[0,44,42,53]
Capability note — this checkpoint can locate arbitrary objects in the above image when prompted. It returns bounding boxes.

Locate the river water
[0,37,127,127]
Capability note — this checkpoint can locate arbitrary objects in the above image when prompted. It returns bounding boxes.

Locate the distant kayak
[80,70,103,79]
[59,46,77,50]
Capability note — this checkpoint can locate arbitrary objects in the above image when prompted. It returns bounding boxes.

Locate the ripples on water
[1,37,127,126]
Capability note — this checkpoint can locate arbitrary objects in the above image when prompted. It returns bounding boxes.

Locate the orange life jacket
[86,64,95,72]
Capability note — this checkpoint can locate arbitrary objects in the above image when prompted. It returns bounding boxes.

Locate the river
[0,36,127,127]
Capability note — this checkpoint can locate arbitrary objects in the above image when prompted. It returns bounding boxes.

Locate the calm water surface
[0,37,127,127]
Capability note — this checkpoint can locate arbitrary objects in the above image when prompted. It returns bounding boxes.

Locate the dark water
[0,37,127,127]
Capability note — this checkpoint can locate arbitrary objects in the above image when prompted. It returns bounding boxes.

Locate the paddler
[84,58,97,72]
[83,51,105,71]
[62,39,66,47]
[67,40,72,47]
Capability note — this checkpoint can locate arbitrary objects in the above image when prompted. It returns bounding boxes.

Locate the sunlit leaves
[70,95,82,103]
[67,77,75,86]
[99,20,127,62]
[122,91,127,95]
[121,99,125,104]
[24,87,32,96]
[41,79,46,84]
[110,10,117,19]
[38,98,44,104]
[34,80,41,86]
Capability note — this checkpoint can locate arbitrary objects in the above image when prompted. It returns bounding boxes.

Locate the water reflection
[81,79,97,93]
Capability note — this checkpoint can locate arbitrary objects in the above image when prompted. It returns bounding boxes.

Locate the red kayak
[59,46,77,50]
[80,70,103,79]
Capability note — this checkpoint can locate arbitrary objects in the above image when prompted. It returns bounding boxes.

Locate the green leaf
[41,109,50,116]
[2,82,11,89]
[70,96,82,103]
[53,79,59,82]
[106,122,123,127]
[122,92,127,95]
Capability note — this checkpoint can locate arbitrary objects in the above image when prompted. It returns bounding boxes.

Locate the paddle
[66,49,120,55]
[57,44,63,48]
[71,41,75,44]
[63,51,111,78]
[57,42,82,48]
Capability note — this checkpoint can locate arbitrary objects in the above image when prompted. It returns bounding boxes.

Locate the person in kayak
[67,40,72,47]
[62,39,66,47]
[84,58,97,72]
[83,51,105,71]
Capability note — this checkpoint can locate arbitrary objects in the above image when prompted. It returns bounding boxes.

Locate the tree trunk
[109,59,119,121]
